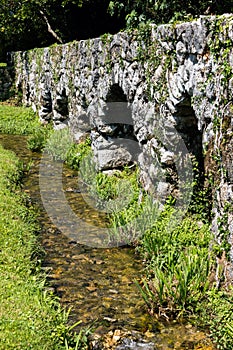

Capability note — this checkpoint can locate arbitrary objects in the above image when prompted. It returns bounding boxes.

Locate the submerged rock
[115,338,156,350]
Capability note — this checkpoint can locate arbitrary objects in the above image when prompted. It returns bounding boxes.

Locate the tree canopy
[0,0,232,61]
[0,0,123,60]
[108,0,233,28]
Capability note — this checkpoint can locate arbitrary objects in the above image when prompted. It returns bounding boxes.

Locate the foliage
[0,103,53,151]
[77,158,144,234]
[66,137,92,170]
[0,0,122,61]
[0,144,90,349]
[1,0,232,61]
[199,289,233,349]
[44,127,74,161]
[108,0,233,29]
[40,127,92,170]
[27,124,53,151]
[188,156,212,222]
[0,0,82,51]
[90,166,140,213]
[137,211,213,319]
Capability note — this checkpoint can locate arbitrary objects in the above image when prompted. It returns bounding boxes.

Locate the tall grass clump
[137,210,213,319]
[80,159,141,211]
[0,144,90,349]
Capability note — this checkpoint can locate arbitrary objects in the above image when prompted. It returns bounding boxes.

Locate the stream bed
[0,133,215,349]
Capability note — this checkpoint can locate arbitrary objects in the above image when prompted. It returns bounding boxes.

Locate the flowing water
[0,133,215,349]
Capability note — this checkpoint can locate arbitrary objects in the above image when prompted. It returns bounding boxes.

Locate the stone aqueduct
[1,14,233,271]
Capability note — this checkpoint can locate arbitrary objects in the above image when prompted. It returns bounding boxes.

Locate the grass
[0,145,56,349]
[0,104,43,135]
[137,210,213,319]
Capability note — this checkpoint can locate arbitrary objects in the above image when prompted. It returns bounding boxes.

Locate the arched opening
[173,95,209,215]
[92,84,139,170]
[54,89,69,121]
[106,84,127,103]
[39,89,52,122]
[102,84,134,138]
[173,95,203,167]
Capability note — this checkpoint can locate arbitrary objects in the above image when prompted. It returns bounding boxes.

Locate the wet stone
[115,339,156,350]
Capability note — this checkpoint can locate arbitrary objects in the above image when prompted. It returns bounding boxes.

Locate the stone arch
[53,88,69,126]
[173,94,203,164]
[39,88,52,122]
[91,83,139,170]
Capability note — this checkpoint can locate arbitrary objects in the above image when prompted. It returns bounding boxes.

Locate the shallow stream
[0,133,214,349]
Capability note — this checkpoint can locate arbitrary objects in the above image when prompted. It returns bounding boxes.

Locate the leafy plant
[108,0,233,29]
[66,137,92,170]
[198,289,233,350]
[44,127,73,161]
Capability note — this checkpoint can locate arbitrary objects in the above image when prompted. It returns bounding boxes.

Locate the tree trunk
[39,9,63,44]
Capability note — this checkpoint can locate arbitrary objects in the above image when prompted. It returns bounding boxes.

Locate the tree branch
[39,9,63,44]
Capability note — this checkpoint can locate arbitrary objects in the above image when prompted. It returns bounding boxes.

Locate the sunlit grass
[0,104,41,135]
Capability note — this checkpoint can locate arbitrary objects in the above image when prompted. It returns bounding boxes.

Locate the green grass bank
[0,145,68,349]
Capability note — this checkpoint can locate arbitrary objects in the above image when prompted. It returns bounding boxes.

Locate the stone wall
[0,67,13,101]
[12,14,233,273]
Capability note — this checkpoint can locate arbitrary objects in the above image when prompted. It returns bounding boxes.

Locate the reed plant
[134,206,213,319]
